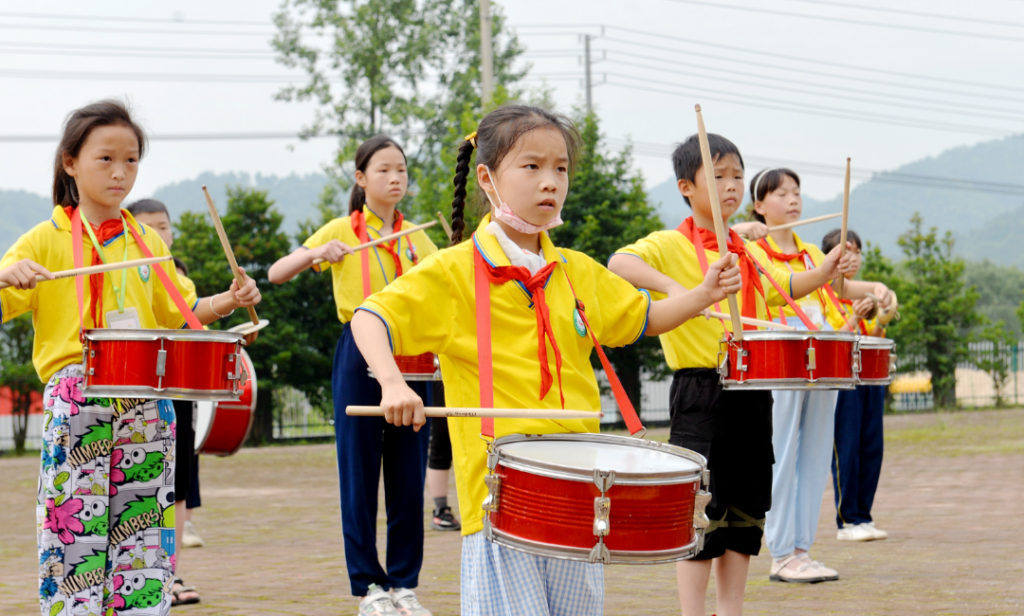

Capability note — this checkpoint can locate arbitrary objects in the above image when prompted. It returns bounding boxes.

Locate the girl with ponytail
[268,135,439,615]
[351,104,743,615]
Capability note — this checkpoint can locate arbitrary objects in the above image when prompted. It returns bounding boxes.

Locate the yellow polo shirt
[1,207,196,383]
[359,216,652,535]
[760,233,847,331]
[615,226,792,370]
[302,206,438,324]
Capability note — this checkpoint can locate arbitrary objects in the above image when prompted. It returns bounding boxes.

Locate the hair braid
[450,139,475,246]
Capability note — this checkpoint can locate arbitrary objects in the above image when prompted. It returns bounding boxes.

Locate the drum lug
[588,540,611,565]
[155,349,167,377]
[806,345,817,371]
[593,496,611,537]
[693,490,712,531]
[593,468,616,493]
[702,468,710,488]
[890,353,898,372]
[737,349,748,372]
[482,474,502,513]
[852,349,862,374]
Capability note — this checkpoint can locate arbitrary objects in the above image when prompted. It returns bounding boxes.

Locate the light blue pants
[765,387,839,559]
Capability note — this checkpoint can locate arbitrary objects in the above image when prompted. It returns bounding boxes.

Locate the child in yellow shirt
[351,105,742,616]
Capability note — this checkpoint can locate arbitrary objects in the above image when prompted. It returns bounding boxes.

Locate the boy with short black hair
[609,133,888,616]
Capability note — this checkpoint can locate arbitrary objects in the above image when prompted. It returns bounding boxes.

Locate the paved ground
[2,409,1023,615]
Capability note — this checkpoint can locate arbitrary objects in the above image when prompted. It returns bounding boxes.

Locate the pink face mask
[484,166,563,234]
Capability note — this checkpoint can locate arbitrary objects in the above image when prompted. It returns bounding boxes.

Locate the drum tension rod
[589,469,616,565]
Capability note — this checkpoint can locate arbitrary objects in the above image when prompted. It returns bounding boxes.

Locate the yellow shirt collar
[472,214,565,268]
[50,206,146,237]
[765,230,809,254]
[362,205,391,231]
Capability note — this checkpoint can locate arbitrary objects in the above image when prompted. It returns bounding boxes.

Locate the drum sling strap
[71,207,204,333]
[707,505,766,533]
[473,243,646,439]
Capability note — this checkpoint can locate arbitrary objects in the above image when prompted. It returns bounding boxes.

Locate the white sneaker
[862,522,888,540]
[390,588,431,616]
[182,521,205,548]
[360,585,400,616]
[837,523,876,541]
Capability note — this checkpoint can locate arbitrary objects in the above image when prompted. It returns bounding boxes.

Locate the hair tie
[753,167,779,203]
[464,131,478,148]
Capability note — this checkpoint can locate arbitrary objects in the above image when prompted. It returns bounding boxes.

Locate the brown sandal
[171,578,201,606]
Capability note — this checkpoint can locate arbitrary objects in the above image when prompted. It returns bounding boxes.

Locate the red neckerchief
[678,217,764,328]
[476,251,564,408]
[350,208,417,300]
[65,206,126,327]
[838,298,869,335]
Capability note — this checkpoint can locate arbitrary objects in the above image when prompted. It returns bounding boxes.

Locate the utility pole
[584,33,592,114]
[480,0,493,106]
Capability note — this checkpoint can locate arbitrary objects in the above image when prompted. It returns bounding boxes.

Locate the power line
[780,0,1024,29]
[0,11,271,26]
[602,78,1011,137]
[0,23,276,36]
[657,0,1024,43]
[0,49,277,61]
[0,41,273,54]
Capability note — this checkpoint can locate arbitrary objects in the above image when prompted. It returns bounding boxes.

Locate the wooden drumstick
[836,158,851,298]
[708,311,797,331]
[695,104,744,341]
[766,212,843,233]
[437,211,454,242]
[0,256,174,290]
[201,186,260,326]
[346,405,602,420]
[310,221,438,266]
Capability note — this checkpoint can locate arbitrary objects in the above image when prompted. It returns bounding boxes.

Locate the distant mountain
[0,189,53,250]
[149,171,329,236]
[958,203,1024,270]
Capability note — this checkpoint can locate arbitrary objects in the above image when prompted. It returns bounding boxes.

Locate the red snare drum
[195,350,257,456]
[82,329,246,400]
[483,433,711,564]
[856,337,897,385]
[718,331,859,390]
[368,353,440,381]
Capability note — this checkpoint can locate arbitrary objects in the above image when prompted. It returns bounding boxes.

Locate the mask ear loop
[482,165,505,213]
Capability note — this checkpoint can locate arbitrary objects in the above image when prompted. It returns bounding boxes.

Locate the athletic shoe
[430,507,461,532]
[391,588,432,616]
[360,585,400,616]
[803,556,840,582]
[837,523,876,541]
[862,521,889,540]
[769,555,834,583]
[182,521,205,548]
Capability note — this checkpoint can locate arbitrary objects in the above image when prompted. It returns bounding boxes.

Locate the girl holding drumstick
[0,100,260,616]
[351,104,742,616]
[268,136,439,616]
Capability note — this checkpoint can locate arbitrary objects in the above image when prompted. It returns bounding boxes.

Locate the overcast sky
[2,0,1023,205]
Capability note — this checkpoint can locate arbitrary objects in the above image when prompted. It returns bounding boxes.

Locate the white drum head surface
[500,440,700,475]
[194,401,214,450]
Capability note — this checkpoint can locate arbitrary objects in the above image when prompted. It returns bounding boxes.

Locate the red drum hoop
[195,350,257,456]
[718,330,859,390]
[368,352,441,382]
[856,337,897,385]
[82,329,245,400]
[483,433,711,564]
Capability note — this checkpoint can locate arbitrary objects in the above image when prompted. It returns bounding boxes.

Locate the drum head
[194,401,215,452]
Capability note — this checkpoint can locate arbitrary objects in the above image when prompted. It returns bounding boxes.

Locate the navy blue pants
[831,385,886,528]
[333,323,432,596]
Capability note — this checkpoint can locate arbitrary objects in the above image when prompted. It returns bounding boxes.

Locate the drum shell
[82,329,245,400]
[196,350,257,456]
[485,433,707,564]
[857,337,896,385]
[718,331,858,390]
[368,353,441,381]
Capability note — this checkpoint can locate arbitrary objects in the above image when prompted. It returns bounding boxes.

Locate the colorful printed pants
[37,365,176,616]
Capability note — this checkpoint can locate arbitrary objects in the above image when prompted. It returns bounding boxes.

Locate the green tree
[970,318,1016,407]
[892,213,981,408]
[273,0,526,244]
[175,187,341,444]
[550,112,666,410]
[0,314,40,455]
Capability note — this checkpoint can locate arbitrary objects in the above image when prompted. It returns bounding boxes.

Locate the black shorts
[669,368,774,560]
[173,400,195,503]
[427,382,453,471]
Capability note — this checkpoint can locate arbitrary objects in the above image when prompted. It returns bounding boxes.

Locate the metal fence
[272,386,335,440]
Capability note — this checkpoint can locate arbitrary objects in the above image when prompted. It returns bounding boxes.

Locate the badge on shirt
[405,247,416,261]
[138,264,151,283]
[573,307,587,337]
[106,307,141,330]
[800,302,825,329]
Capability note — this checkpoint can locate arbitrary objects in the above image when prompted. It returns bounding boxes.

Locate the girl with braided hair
[269,136,438,616]
[351,104,743,615]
